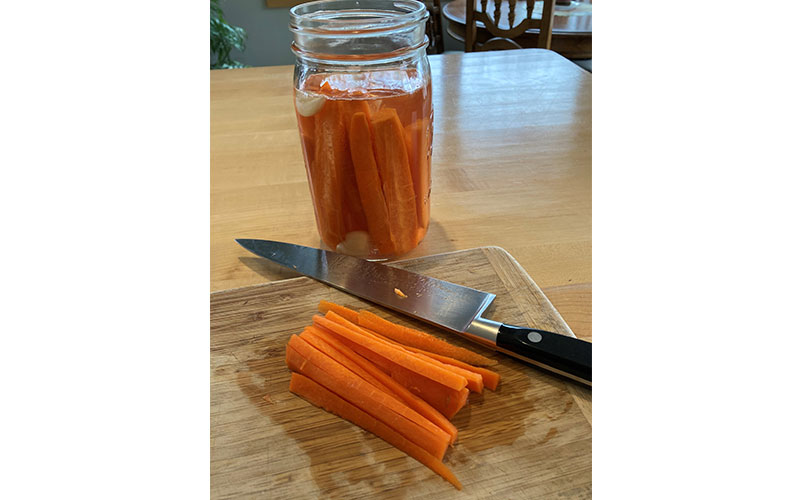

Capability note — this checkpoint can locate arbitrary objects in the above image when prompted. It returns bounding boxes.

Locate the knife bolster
[463,316,502,347]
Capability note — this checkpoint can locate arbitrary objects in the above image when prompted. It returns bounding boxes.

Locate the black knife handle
[496,324,592,386]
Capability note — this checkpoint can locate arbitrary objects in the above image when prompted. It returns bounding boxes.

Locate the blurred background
[211,0,591,71]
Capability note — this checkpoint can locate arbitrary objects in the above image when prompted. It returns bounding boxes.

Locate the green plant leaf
[210,0,248,70]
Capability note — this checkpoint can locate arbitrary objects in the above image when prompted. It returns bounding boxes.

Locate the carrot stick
[317,328,469,419]
[324,311,483,393]
[358,310,497,367]
[308,324,458,445]
[289,334,450,450]
[404,118,431,231]
[317,312,470,418]
[286,335,449,460]
[317,300,359,324]
[348,111,396,255]
[319,81,334,96]
[403,347,501,391]
[299,327,392,394]
[311,98,347,248]
[371,108,419,254]
[367,327,500,391]
[414,226,426,246]
[300,327,456,447]
[289,373,462,490]
[296,109,316,167]
[299,132,315,169]
[286,347,450,462]
[414,351,483,393]
[337,100,370,233]
[312,315,468,391]
[340,100,370,134]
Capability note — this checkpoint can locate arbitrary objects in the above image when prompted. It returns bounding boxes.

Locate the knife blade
[236,239,591,387]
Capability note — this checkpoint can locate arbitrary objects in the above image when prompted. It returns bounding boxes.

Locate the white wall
[216,0,464,68]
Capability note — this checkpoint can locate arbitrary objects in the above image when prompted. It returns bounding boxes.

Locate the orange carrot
[358,310,497,367]
[348,111,396,255]
[312,315,468,391]
[317,300,359,324]
[287,335,450,460]
[372,342,500,391]
[289,335,450,451]
[324,311,483,393]
[296,110,316,167]
[300,327,391,394]
[356,324,494,392]
[398,345,500,391]
[319,328,469,419]
[340,100,370,135]
[311,98,347,248]
[371,108,419,254]
[404,118,431,231]
[289,373,462,490]
[296,113,316,138]
[318,312,469,414]
[378,83,427,130]
[299,327,454,447]
[338,100,371,232]
[299,132,315,168]
[413,351,483,393]
[414,226,426,246]
[308,325,458,445]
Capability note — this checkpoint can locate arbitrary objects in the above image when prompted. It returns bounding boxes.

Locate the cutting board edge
[479,246,578,339]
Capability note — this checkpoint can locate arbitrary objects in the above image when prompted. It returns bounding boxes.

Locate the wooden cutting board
[211,247,592,499]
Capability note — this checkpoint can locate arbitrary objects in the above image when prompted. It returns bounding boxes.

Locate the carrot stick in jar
[404,118,431,232]
[348,112,396,256]
[370,108,419,254]
[310,98,347,249]
[337,100,371,234]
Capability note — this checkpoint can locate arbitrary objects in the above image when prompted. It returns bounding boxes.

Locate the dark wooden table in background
[443,0,592,59]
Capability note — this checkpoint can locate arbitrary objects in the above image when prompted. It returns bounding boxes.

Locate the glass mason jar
[290,0,433,260]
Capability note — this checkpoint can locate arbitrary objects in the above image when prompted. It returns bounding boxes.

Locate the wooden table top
[211,48,592,342]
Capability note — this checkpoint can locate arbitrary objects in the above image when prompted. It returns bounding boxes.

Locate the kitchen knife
[236,239,591,387]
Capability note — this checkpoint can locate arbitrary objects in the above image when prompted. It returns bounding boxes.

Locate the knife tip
[235,238,254,250]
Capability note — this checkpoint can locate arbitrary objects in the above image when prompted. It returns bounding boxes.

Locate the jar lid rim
[289,0,428,35]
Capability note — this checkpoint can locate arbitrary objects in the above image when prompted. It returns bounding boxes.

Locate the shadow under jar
[290,0,433,260]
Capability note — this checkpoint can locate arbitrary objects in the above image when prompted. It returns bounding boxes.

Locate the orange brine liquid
[295,69,432,259]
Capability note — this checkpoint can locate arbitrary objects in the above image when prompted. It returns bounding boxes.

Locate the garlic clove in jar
[335,231,371,257]
[295,90,326,117]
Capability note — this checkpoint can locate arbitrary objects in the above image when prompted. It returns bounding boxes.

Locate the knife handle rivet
[527,331,543,343]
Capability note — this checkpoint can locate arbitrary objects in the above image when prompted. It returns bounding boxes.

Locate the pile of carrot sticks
[285,301,501,490]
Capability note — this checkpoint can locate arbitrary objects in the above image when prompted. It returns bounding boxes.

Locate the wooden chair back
[424,0,445,54]
[465,0,555,52]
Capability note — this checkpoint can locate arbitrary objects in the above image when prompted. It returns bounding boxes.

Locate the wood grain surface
[211,247,591,498]
[210,48,591,342]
